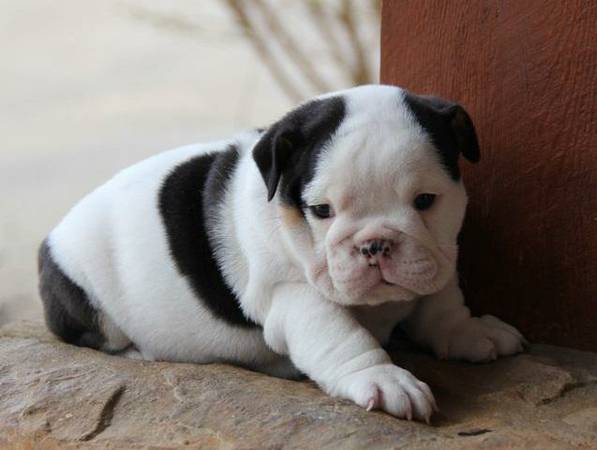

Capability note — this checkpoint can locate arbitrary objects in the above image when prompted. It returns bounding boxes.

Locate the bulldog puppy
[39,85,525,422]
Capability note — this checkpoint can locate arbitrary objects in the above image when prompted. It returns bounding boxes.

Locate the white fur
[300,88,465,305]
[49,134,293,376]
[47,85,525,421]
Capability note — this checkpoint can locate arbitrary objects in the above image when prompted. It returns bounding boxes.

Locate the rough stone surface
[1,322,597,449]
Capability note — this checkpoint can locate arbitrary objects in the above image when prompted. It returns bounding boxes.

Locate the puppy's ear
[253,97,345,202]
[438,100,480,163]
[404,93,480,177]
[253,125,302,202]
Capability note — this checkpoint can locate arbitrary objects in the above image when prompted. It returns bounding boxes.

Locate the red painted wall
[381,1,597,350]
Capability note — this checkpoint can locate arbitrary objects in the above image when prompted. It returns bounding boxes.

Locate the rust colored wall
[381,1,597,350]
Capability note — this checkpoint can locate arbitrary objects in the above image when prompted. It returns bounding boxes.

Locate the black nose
[359,239,392,257]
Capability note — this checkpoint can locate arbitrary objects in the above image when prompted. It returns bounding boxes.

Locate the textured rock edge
[1,321,596,449]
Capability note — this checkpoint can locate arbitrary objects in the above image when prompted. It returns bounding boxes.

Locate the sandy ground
[1,0,380,325]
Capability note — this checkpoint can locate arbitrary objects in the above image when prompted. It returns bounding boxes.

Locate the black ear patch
[404,93,480,180]
[253,96,345,205]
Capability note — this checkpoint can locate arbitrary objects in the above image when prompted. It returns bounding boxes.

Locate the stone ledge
[1,321,596,449]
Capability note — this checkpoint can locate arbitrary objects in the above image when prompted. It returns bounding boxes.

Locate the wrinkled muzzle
[322,228,457,304]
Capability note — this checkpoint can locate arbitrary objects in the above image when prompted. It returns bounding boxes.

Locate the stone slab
[1,321,596,449]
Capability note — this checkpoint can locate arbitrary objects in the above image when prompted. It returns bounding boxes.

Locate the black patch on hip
[158,145,258,328]
[38,239,105,349]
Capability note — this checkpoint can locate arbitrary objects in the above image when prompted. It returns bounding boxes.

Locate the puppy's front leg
[403,276,526,362]
[263,283,436,421]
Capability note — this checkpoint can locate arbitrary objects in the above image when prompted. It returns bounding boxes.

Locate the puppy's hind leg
[97,312,133,354]
[39,239,107,350]
[117,347,146,360]
[38,238,133,354]
[99,314,155,361]
[112,342,155,361]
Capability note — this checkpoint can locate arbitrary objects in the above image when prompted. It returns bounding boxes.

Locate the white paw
[332,364,437,422]
[117,346,149,360]
[438,314,527,362]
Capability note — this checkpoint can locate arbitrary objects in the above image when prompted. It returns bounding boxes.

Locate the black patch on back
[403,92,480,180]
[159,145,258,328]
[38,239,105,349]
[252,96,346,210]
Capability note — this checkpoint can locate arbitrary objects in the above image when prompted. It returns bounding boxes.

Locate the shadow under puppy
[39,85,525,422]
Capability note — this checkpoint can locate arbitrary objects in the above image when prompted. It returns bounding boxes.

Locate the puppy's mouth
[370,262,397,287]
[367,262,396,286]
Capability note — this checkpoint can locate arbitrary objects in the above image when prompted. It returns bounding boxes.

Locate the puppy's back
[37,134,258,354]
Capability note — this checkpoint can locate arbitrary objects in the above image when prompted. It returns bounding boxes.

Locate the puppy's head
[253,85,479,305]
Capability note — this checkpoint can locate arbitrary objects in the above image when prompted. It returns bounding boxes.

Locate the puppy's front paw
[437,315,527,362]
[333,364,437,422]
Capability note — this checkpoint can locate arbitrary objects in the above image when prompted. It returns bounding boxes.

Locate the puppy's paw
[437,315,527,362]
[333,364,437,422]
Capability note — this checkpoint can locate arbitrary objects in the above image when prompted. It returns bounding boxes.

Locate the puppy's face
[254,85,480,306]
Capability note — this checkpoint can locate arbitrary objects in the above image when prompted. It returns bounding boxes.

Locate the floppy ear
[252,125,301,202]
[437,100,480,163]
[404,93,480,167]
[252,97,345,202]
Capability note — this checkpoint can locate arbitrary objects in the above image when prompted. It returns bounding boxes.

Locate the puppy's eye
[309,204,334,219]
[414,193,436,211]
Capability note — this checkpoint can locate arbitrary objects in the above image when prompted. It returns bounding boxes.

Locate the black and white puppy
[39,85,525,422]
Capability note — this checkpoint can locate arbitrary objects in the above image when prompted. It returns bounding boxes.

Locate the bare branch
[252,0,333,93]
[339,0,371,84]
[225,0,304,101]
[305,1,351,83]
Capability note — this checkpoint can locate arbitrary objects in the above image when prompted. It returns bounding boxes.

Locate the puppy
[39,85,525,422]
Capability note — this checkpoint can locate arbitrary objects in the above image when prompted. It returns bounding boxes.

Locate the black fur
[403,93,480,180]
[159,145,258,328]
[38,239,105,349]
[253,96,346,209]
